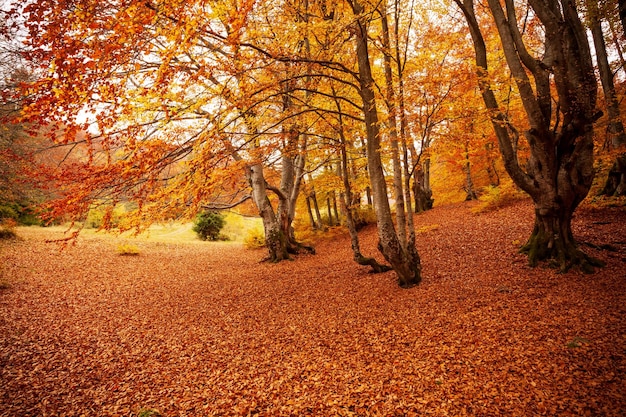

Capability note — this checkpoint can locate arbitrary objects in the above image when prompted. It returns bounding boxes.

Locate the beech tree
[455,0,604,272]
[587,0,626,196]
[347,0,422,287]
[8,0,325,260]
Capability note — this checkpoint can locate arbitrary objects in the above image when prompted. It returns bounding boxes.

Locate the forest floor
[0,200,625,416]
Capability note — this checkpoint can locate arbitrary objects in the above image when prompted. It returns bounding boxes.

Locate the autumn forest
[1,0,626,415]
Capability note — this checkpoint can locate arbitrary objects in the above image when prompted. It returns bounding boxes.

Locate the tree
[9,0,323,260]
[193,210,226,241]
[587,0,626,196]
[455,0,604,272]
[347,0,422,287]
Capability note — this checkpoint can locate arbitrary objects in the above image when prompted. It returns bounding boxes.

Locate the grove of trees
[2,0,625,285]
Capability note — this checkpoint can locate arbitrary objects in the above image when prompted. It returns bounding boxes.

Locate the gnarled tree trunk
[455,0,604,272]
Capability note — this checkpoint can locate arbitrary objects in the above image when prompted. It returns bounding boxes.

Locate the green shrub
[193,211,226,241]
[0,205,18,221]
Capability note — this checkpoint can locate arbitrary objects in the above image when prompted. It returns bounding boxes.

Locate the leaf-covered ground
[1,201,625,416]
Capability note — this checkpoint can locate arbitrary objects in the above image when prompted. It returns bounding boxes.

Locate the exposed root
[287,240,316,255]
[354,254,392,274]
[520,233,605,274]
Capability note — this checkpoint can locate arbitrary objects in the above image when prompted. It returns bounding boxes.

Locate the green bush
[193,211,226,241]
[0,205,18,221]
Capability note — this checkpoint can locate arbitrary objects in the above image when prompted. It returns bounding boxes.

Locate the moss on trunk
[520,210,605,273]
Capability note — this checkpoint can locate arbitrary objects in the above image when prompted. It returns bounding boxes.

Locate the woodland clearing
[0,200,625,416]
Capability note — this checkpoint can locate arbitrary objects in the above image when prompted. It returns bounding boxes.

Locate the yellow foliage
[416,224,440,234]
[243,227,265,250]
[471,181,527,213]
[116,243,140,256]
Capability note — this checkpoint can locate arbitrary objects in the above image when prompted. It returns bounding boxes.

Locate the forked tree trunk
[247,164,289,262]
[456,0,603,272]
[351,0,421,287]
[333,84,391,274]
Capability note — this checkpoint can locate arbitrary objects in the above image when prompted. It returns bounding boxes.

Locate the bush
[0,205,18,221]
[193,211,226,241]
[471,182,527,213]
[353,206,377,230]
[243,227,265,249]
[116,243,140,256]
[0,219,17,240]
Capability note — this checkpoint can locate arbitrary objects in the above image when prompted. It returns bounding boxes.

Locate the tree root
[354,254,392,274]
[520,238,605,274]
[287,241,316,255]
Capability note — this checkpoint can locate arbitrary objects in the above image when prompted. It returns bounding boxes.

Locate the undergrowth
[243,227,265,249]
[116,243,140,256]
[0,219,18,240]
[471,182,527,213]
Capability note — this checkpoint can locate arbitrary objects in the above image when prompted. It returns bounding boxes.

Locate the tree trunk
[618,0,626,36]
[310,188,324,230]
[306,195,316,229]
[521,204,604,273]
[247,164,288,262]
[588,2,626,196]
[332,191,339,225]
[455,0,603,272]
[326,195,334,226]
[332,77,391,273]
[413,168,434,212]
[380,3,407,249]
[464,142,477,200]
[350,0,421,287]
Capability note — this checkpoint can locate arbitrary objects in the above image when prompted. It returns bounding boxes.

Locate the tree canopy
[3,0,624,281]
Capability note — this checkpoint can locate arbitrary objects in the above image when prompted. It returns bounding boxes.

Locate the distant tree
[587,0,626,196]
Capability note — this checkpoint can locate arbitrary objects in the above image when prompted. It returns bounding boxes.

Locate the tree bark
[349,0,421,287]
[588,1,626,196]
[380,3,408,249]
[247,163,289,262]
[521,206,604,273]
[464,140,477,201]
[455,0,603,271]
[618,0,626,36]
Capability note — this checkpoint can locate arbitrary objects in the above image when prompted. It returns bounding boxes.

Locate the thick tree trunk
[456,0,602,272]
[521,205,604,273]
[247,164,289,262]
